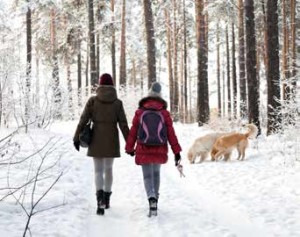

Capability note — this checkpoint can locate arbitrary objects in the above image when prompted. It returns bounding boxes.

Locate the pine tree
[195,0,209,126]
[266,0,281,134]
[119,0,127,87]
[25,0,32,132]
[238,0,247,118]
[88,0,97,88]
[245,0,261,134]
[143,0,157,88]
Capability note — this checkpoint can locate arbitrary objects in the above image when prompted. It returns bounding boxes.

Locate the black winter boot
[96,190,105,215]
[148,197,158,217]
[103,192,112,209]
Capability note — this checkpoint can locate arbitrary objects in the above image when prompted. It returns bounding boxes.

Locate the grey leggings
[93,158,114,192]
[141,164,161,199]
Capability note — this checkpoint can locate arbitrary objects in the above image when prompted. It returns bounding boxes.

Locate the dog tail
[245,124,258,139]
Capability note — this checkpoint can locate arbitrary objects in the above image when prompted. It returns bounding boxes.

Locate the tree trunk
[179,49,184,122]
[76,3,82,108]
[119,0,126,87]
[222,57,226,118]
[88,0,97,88]
[50,8,61,119]
[217,23,221,117]
[188,58,192,122]
[26,2,32,89]
[77,42,82,108]
[96,3,103,80]
[86,43,89,97]
[173,0,179,120]
[245,0,261,134]
[35,32,40,116]
[282,0,290,100]
[165,9,174,115]
[25,0,32,132]
[266,0,281,135]
[290,0,297,99]
[195,0,209,126]
[65,16,74,120]
[183,0,188,123]
[140,63,145,97]
[111,0,116,84]
[67,61,74,120]
[143,0,157,88]
[232,23,237,119]
[238,0,247,118]
[96,33,100,80]
[226,25,231,119]
[261,0,269,80]
[0,79,2,126]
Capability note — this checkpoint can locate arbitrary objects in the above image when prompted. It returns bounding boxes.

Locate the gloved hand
[175,153,181,166]
[74,141,80,151]
[126,151,135,157]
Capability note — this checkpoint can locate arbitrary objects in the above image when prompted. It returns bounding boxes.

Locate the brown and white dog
[187,132,229,163]
[211,124,258,161]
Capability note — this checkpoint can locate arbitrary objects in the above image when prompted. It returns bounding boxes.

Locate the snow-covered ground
[0,121,300,237]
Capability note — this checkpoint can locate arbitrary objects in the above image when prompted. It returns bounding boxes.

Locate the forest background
[0,0,298,134]
[0,1,299,236]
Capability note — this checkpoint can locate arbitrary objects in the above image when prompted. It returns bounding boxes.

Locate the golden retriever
[187,132,228,163]
[211,124,258,161]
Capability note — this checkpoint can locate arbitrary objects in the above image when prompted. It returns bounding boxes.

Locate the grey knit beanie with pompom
[148,82,162,97]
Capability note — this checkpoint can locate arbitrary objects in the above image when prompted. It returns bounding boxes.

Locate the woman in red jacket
[125,82,182,216]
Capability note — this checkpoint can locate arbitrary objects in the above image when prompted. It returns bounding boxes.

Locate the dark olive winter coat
[73,86,129,158]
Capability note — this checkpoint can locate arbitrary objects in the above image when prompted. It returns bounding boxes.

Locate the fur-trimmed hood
[138,96,168,110]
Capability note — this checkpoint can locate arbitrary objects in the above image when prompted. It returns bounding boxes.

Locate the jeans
[93,158,114,192]
[141,164,161,199]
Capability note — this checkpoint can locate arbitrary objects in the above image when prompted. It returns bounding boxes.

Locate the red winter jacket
[125,96,182,165]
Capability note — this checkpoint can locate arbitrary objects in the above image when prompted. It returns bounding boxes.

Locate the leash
[176,160,186,178]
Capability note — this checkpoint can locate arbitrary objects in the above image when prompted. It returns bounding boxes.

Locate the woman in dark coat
[73,73,129,215]
[125,82,182,216]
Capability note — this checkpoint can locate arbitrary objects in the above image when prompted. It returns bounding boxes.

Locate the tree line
[0,0,298,135]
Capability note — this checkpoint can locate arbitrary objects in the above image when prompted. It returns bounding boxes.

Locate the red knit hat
[99,73,113,85]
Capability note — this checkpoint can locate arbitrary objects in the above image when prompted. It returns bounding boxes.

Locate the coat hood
[96,85,117,103]
[138,96,167,110]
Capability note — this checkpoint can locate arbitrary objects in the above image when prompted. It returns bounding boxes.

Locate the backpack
[137,108,168,146]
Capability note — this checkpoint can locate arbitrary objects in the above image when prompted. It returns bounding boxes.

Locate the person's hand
[175,153,181,166]
[126,151,135,157]
[74,141,80,151]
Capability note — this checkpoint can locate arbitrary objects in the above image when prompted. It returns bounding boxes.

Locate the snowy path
[51,122,300,237]
[78,123,300,237]
[86,151,273,237]
[1,122,299,237]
